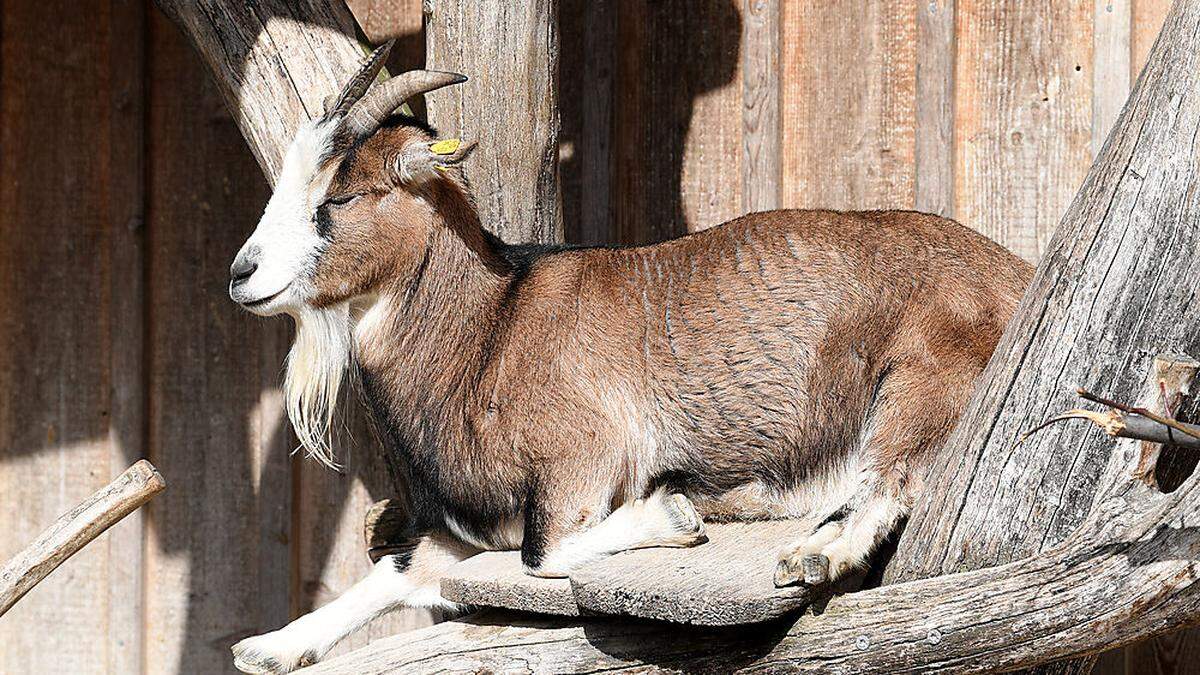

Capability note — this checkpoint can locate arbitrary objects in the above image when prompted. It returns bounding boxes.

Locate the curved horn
[326,40,395,118]
[342,70,467,138]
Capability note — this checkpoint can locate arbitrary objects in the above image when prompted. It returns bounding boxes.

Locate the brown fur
[307,122,1033,573]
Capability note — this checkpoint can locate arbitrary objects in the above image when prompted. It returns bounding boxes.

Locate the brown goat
[226,45,1032,674]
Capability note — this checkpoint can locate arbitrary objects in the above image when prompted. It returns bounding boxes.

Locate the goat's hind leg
[232,533,475,674]
[774,362,958,588]
[773,486,906,588]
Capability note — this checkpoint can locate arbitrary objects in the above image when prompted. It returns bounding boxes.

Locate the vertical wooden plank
[0,0,137,671]
[952,0,1092,261]
[741,0,780,213]
[915,0,956,217]
[1093,648,1129,675]
[143,9,291,672]
[1126,627,1200,675]
[559,0,616,245]
[1131,0,1172,81]
[346,0,424,68]
[1093,0,1131,157]
[612,0,743,243]
[780,1,917,211]
[426,0,561,244]
[299,2,437,661]
[107,0,147,672]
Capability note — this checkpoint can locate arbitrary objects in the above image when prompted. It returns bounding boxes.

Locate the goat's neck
[353,192,509,423]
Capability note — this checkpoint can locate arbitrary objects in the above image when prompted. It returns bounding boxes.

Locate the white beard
[285,303,353,470]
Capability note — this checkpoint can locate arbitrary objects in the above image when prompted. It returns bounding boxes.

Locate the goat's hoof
[774,552,830,588]
[232,630,317,675]
[664,493,708,545]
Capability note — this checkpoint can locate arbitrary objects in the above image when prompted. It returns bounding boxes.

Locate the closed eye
[324,193,361,207]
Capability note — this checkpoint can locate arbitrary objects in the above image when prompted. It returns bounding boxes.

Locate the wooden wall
[0,0,1192,673]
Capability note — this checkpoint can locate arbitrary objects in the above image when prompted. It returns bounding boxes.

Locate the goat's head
[230,41,473,316]
[228,42,473,467]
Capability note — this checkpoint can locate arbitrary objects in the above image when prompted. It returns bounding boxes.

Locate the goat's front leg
[232,533,475,674]
[524,488,708,578]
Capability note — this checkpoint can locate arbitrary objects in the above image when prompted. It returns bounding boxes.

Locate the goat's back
[497,209,1032,508]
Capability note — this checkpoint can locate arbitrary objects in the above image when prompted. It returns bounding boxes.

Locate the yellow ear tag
[430,139,461,156]
[433,164,452,173]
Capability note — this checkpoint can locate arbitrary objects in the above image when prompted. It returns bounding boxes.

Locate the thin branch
[0,461,165,616]
[1075,386,1200,441]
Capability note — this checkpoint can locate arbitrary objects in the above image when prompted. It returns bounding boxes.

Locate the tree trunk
[424,0,562,244]
[882,0,1200,592]
[153,0,366,182]
[879,1,1200,670]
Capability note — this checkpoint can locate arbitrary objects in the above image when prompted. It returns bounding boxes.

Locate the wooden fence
[0,0,1193,672]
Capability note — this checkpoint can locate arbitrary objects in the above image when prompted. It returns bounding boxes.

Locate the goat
[227,42,1033,674]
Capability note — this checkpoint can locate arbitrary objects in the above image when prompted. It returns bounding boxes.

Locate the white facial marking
[230,117,341,315]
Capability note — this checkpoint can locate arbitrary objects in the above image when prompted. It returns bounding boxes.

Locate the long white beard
[284,303,352,470]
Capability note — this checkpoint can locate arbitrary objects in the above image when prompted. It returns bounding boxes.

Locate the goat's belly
[444,512,524,551]
[689,455,865,524]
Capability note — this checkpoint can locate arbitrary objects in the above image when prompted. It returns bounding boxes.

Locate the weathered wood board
[780,1,916,212]
[441,520,815,625]
[441,552,579,616]
[142,10,290,672]
[571,519,812,625]
[0,1,142,672]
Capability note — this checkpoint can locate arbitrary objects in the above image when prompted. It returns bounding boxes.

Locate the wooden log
[441,552,579,617]
[885,0,1200,584]
[440,520,829,625]
[425,0,562,244]
[153,0,366,182]
[568,519,816,625]
[0,461,165,617]
[302,466,1200,673]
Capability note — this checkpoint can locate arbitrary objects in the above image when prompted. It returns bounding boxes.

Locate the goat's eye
[324,193,361,207]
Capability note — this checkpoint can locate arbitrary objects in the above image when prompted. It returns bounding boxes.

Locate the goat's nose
[230,252,258,287]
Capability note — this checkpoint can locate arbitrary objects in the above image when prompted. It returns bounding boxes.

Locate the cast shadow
[559,0,744,246]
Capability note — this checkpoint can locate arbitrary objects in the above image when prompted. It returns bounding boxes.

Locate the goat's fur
[227,66,1032,673]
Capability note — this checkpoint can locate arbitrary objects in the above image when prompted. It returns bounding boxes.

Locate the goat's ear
[393,138,477,185]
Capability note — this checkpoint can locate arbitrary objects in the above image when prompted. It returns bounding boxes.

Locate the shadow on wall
[0,0,743,672]
[560,0,743,246]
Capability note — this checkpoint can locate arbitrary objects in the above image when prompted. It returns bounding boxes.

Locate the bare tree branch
[0,461,165,617]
